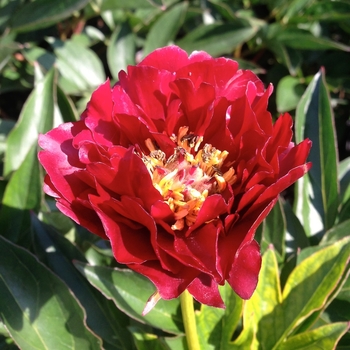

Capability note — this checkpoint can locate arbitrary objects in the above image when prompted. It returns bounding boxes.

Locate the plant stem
[180,290,201,350]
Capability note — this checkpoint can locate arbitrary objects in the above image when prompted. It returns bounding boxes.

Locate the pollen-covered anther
[223,167,237,185]
[140,128,237,230]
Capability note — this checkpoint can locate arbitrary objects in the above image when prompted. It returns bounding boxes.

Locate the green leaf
[100,0,157,11]
[339,157,350,206]
[278,322,349,350]
[107,22,136,81]
[10,0,90,32]
[0,144,41,242]
[191,283,244,350]
[283,200,309,254]
[320,219,350,245]
[0,235,102,350]
[276,76,305,112]
[259,198,286,260]
[74,262,183,335]
[235,248,281,349]
[275,28,350,52]
[55,85,79,123]
[143,2,188,56]
[52,39,105,95]
[294,69,339,238]
[280,0,314,23]
[271,237,350,349]
[129,327,170,350]
[0,35,20,73]
[176,22,257,57]
[31,215,134,350]
[4,68,55,177]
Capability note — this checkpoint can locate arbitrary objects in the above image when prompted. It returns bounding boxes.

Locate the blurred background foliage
[0,0,350,349]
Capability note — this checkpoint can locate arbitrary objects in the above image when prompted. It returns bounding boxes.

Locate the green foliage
[0,0,349,349]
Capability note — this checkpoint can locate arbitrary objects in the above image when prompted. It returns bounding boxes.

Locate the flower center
[140,127,237,230]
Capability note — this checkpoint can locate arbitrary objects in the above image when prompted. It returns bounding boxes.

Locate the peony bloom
[38,46,311,308]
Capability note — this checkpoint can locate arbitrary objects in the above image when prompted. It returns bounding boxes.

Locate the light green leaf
[100,0,157,11]
[74,262,183,335]
[339,157,350,206]
[0,144,41,242]
[276,76,305,112]
[278,322,349,350]
[143,2,188,56]
[4,68,55,177]
[52,39,105,95]
[236,248,282,349]
[129,327,170,350]
[10,0,90,32]
[320,219,350,245]
[176,22,257,57]
[273,237,350,349]
[294,69,339,237]
[107,22,136,81]
[0,235,102,350]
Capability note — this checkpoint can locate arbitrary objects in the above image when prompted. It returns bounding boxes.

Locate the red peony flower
[38,46,311,308]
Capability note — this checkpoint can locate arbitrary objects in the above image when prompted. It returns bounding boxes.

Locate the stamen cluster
[140,126,237,230]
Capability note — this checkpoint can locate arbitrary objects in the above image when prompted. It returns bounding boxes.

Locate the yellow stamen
[139,127,237,230]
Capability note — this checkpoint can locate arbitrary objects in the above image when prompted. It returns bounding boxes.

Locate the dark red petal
[130,260,199,300]
[90,193,158,263]
[227,239,261,299]
[188,273,225,308]
[170,79,215,135]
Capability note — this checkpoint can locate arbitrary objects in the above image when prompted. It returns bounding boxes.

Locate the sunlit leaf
[10,0,90,32]
[0,235,102,350]
[176,22,257,57]
[74,262,183,335]
[107,22,136,81]
[143,2,188,56]
[294,69,339,238]
[278,322,349,350]
[4,68,55,177]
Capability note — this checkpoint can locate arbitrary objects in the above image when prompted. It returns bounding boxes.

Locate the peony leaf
[0,235,102,350]
[195,283,244,350]
[277,322,349,350]
[269,237,350,349]
[74,262,183,335]
[276,76,305,112]
[56,85,79,123]
[143,2,188,56]
[52,39,105,95]
[320,219,350,245]
[233,248,281,349]
[283,200,309,255]
[176,23,257,57]
[258,198,286,260]
[4,68,55,177]
[107,22,136,81]
[100,0,156,11]
[0,143,41,243]
[9,0,90,32]
[339,157,350,208]
[274,27,350,52]
[294,69,339,238]
[129,327,175,350]
[31,214,134,350]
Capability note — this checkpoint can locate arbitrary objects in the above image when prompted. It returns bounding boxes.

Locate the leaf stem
[180,290,201,350]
